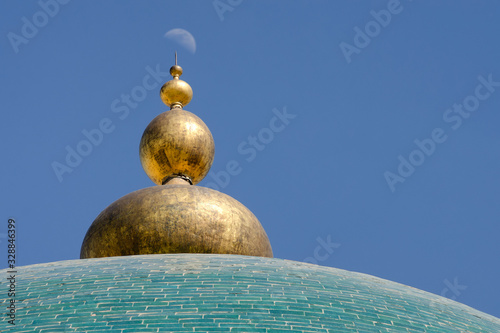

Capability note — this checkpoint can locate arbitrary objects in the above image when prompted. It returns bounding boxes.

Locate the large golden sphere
[140,109,215,185]
[80,184,273,259]
[160,78,193,108]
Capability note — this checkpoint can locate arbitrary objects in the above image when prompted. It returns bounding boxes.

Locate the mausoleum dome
[3,254,500,332]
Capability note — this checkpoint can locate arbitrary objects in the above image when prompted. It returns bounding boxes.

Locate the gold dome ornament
[80,185,272,258]
[140,54,214,185]
[80,54,273,259]
[140,109,214,185]
[159,54,193,109]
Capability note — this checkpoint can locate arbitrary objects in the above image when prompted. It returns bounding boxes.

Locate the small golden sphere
[140,109,214,185]
[160,78,193,108]
[80,184,273,259]
[170,65,183,77]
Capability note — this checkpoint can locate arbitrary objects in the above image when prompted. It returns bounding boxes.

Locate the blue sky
[2,0,500,317]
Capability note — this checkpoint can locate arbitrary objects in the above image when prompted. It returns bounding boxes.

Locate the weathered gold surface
[160,76,192,109]
[170,64,183,77]
[81,60,274,260]
[80,184,273,259]
[140,109,215,185]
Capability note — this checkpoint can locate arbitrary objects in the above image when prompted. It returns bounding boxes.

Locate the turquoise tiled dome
[2,254,499,332]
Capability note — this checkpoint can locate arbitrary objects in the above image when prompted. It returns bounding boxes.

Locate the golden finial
[140,55,215,185]
[80,57,272,260]
[160,52,193,109]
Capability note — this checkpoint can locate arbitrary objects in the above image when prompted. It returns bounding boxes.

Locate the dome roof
[81,185,273,259]
[2,254,499,332]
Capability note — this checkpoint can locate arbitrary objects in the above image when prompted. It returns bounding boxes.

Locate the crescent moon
[164,28,196,54]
